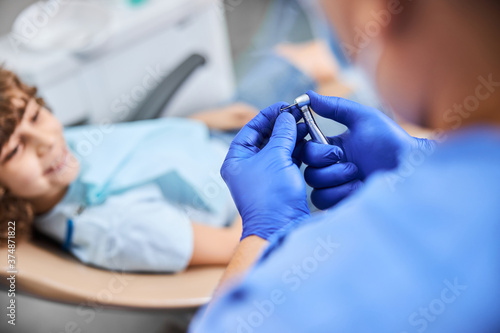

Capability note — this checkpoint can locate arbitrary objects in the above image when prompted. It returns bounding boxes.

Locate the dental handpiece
[281,94,329,145]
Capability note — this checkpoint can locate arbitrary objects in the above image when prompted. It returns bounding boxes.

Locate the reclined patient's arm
[189,219,242,266]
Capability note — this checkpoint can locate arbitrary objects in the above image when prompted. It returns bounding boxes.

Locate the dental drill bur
[281,94,329,145]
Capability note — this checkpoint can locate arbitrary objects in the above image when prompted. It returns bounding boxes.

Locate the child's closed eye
[31,106,41,123]
[3,145,19,163]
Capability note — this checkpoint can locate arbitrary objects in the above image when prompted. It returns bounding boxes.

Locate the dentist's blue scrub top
[34,118,237,273]
[190,127,500,332]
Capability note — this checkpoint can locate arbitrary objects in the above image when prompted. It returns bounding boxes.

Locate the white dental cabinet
[0,0,235,126]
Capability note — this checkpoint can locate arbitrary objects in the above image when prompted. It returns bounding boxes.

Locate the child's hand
[190,103,258,131]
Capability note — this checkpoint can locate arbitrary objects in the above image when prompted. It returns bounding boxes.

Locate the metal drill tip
[280,103,298,112]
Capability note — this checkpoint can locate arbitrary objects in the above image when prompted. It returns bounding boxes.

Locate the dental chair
[0,237,222,333]
[0,54,226,312]
[1,232,225,310]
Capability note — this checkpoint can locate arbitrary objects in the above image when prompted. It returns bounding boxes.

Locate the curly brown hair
[0,67,46,247]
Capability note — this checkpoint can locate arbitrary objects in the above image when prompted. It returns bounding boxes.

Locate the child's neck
[32,185,70,215]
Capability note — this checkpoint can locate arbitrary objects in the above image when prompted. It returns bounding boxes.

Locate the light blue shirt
[190,126,500,332]
[35,118,237,272]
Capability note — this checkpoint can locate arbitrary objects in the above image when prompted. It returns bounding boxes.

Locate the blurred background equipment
[0,0,235,125]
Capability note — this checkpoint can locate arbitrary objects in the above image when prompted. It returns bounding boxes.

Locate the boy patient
[0,68,249,273]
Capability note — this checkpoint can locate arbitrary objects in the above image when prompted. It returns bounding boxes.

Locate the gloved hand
[221,103,310,241]
[301,91,434,210]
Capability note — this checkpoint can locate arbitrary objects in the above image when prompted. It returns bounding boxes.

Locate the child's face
[0,97,79,200]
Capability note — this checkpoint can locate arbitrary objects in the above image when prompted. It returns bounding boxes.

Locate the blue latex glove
[221,103,311,241]
[301,91,434,210]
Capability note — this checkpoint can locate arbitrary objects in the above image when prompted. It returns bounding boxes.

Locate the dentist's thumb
[268,112,297,154]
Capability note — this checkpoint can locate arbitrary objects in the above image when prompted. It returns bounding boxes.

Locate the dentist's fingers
[311,180,363,210]
[292,123,309,167]
[227,102,287,159]
[304,162,359,189]
[268,112,298,154]
[306,90,373,128]
[301,140,344,167]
